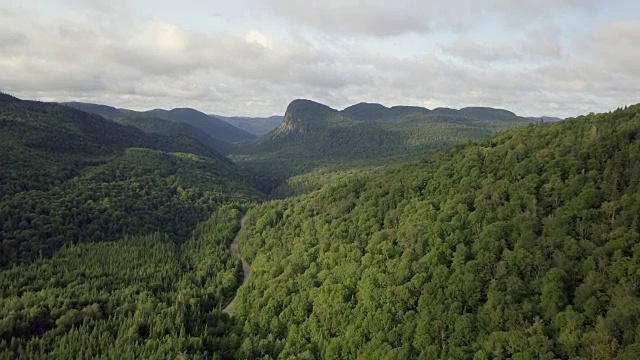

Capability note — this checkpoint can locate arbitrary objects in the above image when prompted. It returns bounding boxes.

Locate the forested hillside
[144,108,256,144]
[0,94,264,266]
[233,99,532,178]
[3,93,639,359]
[0,148,262,266]
[63,102,260,151]
[0,94,265,358]
[64,102,236,154]
[0,206,247,359]
[110,110,235,154]
[1,94,220,197]
[231,104,640,359]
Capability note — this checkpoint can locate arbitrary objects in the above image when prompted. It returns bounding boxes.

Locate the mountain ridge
[0,93,265,266]
[233,103,640,359]
[235,98,535,178]
[143,108,256,143]
[63,102,256,148]
[272,99,530,137]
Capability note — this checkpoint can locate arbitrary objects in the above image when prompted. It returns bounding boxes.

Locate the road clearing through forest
[222,216,250,314]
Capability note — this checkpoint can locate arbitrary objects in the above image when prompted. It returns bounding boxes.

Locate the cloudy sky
[1,0,638,117]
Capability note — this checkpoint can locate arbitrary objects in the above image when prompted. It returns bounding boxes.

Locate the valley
[1,92,639,359]
[3,1,638,358]
[223,216,251,315]
[232,99,534,179]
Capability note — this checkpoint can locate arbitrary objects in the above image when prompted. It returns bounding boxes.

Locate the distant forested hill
[143,108,256,143]
[0,94,264,266]
[232,104,640,359]
[63,102,256,154]
[4,92,637,359]
[0,93,267,359]
[113,110,235,154]
[233,99,533,178]
[3,95,220,196]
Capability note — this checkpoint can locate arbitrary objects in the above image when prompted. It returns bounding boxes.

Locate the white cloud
[441,38,522,63]
[0,0,636,119]
[260,0,603,37]
[244,30,274,48]
[262,0,432,36]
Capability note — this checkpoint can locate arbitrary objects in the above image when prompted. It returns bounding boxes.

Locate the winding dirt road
[222,216,250,314]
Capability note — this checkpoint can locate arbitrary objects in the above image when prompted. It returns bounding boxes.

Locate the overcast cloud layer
[1,0,638,117]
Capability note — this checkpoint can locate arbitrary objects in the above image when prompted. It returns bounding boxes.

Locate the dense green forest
[0,148,262,266]
[107,111,235,155]
[0,205,247,359]
[63,102,237,154]
[143,108,256,144]
[233,99,532,178]
[231,104,640,359]
[0,94,220,197]
[3,91,640,359]
[0,94,264,267]
[0,94,267,358]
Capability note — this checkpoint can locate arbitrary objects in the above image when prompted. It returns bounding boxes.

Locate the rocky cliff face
[273,99,336,136]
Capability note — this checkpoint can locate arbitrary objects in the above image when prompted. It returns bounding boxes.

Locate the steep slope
[272,99,338,136]
[146,108,256,143]
[63,102,234,154]
[1,94,219,197]
[234,99,531,178]
[63,101,121,118]
[215,114,283,136]
[112,111,235,154]
[0,93,264,267]
[0,206,246,359]
[233,104,640,359]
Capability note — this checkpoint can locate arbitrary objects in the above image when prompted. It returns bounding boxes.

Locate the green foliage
[63,101,255,150]
[270,164,382,198]
[0,94,220,197]
[231,104,640,358]
[0,205,246,359]
[111,111,235,154]
[145,108,256,143]
[5,92,640,359]
[0,148,262,266]
[0,94,265,358]
[0,94,264,266]
[233,99,531,178]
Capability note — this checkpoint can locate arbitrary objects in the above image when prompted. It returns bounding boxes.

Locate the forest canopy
[232,104,640,359]
[2,92,640,359]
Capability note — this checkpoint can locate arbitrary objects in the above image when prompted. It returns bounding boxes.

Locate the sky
[0,0,638,117]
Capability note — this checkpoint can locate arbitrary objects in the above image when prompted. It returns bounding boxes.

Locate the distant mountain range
[1,94,227,198]
[339,102,527,122]
[142,108,256,143]
[63,100,561,158]
[0,92,264,267]
[233,99,537,178]
[63,102,257,154]
[272,100,532,137]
